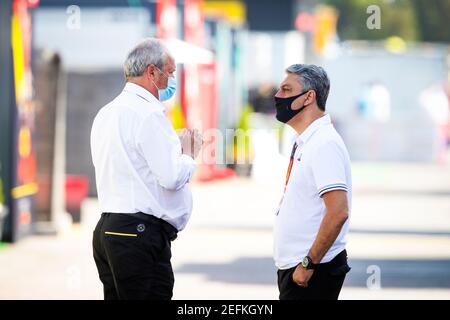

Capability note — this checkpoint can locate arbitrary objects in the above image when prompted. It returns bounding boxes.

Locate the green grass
[0,242,8,250]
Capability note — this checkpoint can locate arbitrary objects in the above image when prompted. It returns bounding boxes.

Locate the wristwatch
[301,256,317,270]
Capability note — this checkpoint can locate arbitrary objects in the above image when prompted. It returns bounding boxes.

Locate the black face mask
[274,90,309,123]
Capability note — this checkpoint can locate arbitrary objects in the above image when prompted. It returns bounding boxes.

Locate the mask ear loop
[151,79,160,91]
[288,89,311,112]
[147,64,160,92]
[286,90,310,110]
[153,66,173,94]
[156,66,171,80]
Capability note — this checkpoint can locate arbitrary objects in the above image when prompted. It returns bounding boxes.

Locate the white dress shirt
[274,114,352,269]
[90,82,196,231]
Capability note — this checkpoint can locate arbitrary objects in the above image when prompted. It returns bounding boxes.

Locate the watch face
[302,257,308,268]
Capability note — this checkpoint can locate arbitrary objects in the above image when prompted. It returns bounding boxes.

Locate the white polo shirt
[273,114,352,270]
[90,82,196,231]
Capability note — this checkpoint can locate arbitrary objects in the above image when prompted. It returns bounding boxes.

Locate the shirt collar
[123,82,165,112]
[295,114,331,145]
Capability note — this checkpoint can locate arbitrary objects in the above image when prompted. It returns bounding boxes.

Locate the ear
[146,64,156,77]
[304,90,316,106]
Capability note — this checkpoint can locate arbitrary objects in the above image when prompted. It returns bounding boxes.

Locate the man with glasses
[90,38,202,300]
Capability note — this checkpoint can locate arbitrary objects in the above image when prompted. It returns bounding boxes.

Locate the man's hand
[292,265,314,288]
[179,128,203,159]
[191,129,203,159]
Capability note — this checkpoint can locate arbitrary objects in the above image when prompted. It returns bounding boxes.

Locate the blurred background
[0,0,450,299]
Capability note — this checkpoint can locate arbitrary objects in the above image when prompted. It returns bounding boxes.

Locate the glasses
[155,66,175,79]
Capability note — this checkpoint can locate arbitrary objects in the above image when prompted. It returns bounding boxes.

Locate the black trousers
[277,250,351,300]
[92,212,177,300]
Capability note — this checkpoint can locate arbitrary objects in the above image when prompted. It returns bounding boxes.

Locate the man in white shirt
[273,64,352,300]
[90,38,202,300]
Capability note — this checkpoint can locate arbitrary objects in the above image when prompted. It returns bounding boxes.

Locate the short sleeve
[311,140,348,197]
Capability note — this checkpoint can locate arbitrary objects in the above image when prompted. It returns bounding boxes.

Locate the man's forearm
[307,210,348,264]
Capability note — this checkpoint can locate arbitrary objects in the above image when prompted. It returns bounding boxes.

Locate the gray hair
[124,38,169,78]
[286,64,330,111]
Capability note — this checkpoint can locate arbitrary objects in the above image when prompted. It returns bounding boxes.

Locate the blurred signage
[185,0,205,46]
[182,0,206,122]
[0,0,37,242]
[33,7,151,70]
[244,0,295,31]
[203,0,246,27]
[157,0,177,39]
[295,5,338,55]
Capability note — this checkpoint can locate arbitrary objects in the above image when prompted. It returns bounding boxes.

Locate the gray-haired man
[90,38,202,300]
[273,64,352,300]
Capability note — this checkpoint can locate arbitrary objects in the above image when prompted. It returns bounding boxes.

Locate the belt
[133,212,178,241]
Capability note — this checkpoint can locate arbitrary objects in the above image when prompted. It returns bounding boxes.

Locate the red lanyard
[283,142,298,193]
[276,142,298,216]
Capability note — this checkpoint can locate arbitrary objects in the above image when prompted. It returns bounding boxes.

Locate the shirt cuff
[318,183,348,197]
[181,154,196,181]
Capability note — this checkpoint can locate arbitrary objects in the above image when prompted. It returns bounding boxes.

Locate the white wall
[33,7,153,70]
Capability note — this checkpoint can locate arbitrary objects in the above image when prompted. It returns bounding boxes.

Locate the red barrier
[65,175,89,221]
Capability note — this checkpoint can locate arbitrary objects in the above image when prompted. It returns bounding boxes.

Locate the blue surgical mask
[159,76,177,102]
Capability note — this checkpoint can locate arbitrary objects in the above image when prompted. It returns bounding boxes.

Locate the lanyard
[276,142,298,216]
[283,142,298,193]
